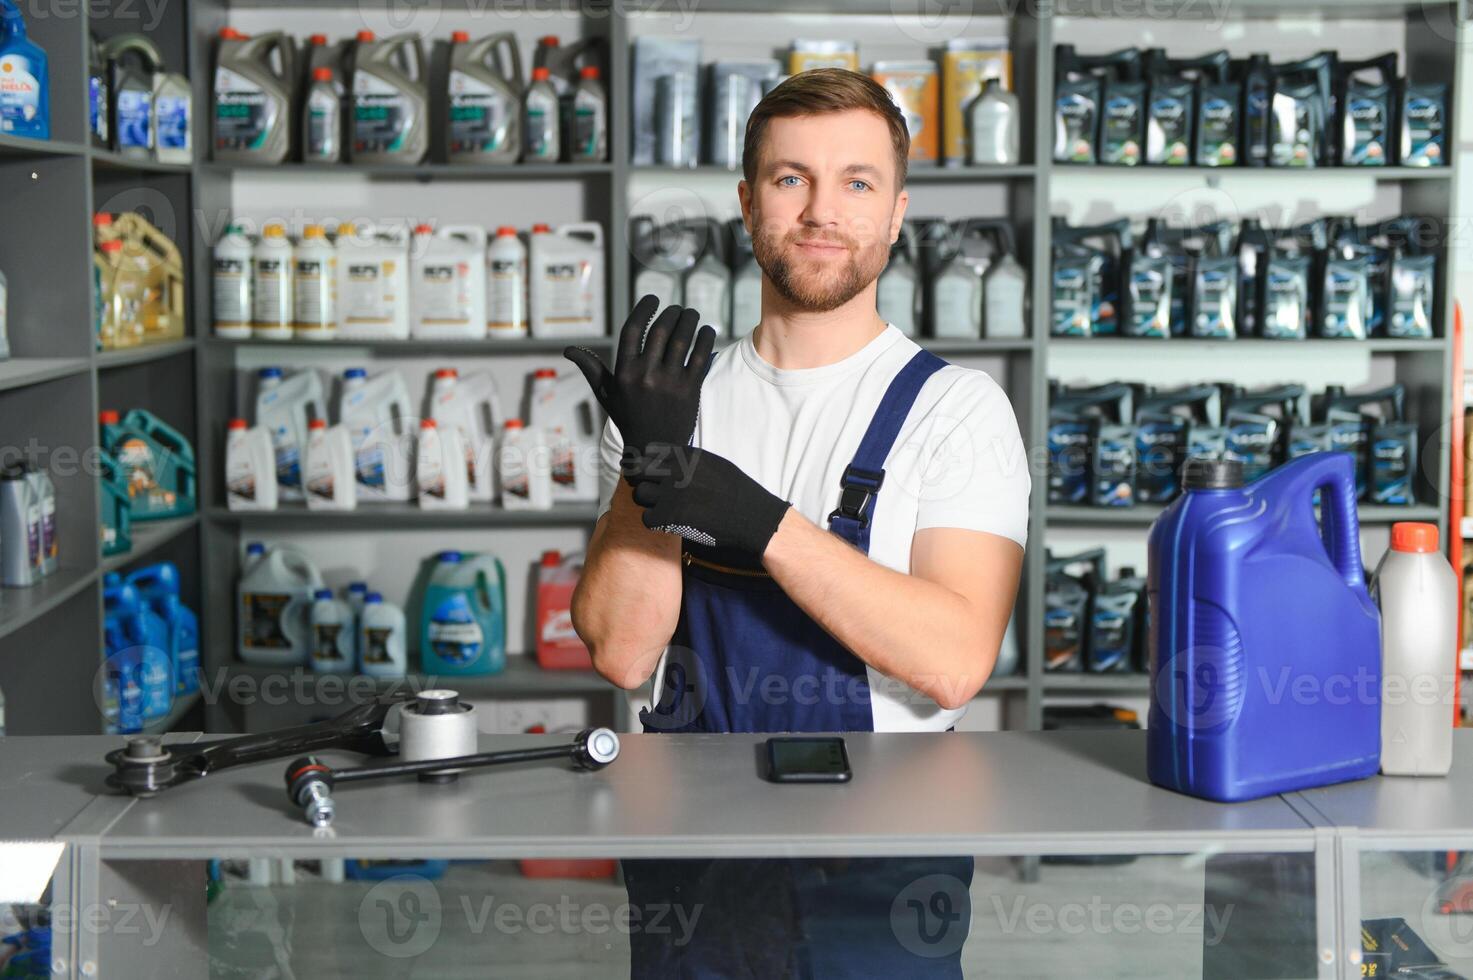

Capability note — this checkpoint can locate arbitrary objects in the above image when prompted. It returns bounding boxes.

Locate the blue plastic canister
[1147,452,1381,802]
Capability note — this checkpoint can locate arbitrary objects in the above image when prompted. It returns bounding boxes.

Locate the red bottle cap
[531,223,551,233]
[99,410,120,424]
[1391,522,1439,554]
[420,418,437,429]
[93,212,113,226]
[309,33,328,45]
[504,419,524,429]
[219,27,245,40]
[228,418,248,430]
[540,35,560,46]
[414,223,434,235]
[309,419,327,430]
[451,30,470,43]
[580,66,599,80]
[496,226,518,237]
[434,368,458,379]
[101,240,122,253]
[541,549,561,566]
[357,30,375,42]
[312,67,333,82]
[531,66,550,81]
[534,368,557,378]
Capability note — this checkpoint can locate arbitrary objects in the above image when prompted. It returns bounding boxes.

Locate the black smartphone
[765,736,852,783]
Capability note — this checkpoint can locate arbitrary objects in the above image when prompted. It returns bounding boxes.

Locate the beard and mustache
[748,215,892,314]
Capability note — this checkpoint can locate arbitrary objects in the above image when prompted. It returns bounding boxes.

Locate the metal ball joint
[283,691,620,826]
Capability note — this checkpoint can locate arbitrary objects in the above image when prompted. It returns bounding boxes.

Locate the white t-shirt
[597,324,1031,732]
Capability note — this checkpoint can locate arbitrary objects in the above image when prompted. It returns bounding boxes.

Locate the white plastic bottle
[358,592,407,677]
[237,545,324,666]
[498,419,552,510]
[310,588,355,674]
[1373,522,1457,776]
[304,419,357,511]
[429,367,501,502]
[523,66,561,162]
[226,418,279,511]
[335,222,411,340]
[416,418,469,510]
[411,224,488,340]
[528,222,605,338]
[252,223,294,340]
[529,368,598,503]
[213,223,254,339]
[486,226,528,339]
[255,367,326,502]
[293,224,337,340]
[338,367,414,502]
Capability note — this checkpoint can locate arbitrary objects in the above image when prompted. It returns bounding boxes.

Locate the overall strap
[828,349,948,553]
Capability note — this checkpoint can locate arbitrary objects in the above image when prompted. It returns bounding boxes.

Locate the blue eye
[779,175,801,186]
[850,180,871,192]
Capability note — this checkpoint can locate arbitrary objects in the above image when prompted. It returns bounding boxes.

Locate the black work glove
[564,294,717,485]
[630,444,791,557]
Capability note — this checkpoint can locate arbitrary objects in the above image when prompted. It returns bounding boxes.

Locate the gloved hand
[630,444,792,557]
[564,294,717,484]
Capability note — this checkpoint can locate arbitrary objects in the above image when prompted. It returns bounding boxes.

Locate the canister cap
[531,66,550,81]
[1182,457,1243,490]
[451,31,470,43]
[1391,522,1438,553]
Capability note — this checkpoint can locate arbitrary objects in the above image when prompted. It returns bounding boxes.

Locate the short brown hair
[743,68,910,190]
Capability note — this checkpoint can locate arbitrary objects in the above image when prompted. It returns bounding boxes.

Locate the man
[565,68,1029,977]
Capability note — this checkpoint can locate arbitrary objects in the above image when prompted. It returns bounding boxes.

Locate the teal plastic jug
[99,450,131,556]
[102,409,197,520]
[419,550,506,676]
[1147,452,1381,802]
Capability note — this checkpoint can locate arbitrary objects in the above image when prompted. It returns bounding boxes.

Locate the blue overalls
[623,349,975,978]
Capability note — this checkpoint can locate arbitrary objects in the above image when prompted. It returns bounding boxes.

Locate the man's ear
[737,179,753,234]
[890,188,910,243]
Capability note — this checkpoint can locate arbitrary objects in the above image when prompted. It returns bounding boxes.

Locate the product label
[342,262,395,324]
[305,450,337,501]
[487,258,525,331]
[25,502,39,569]
[268,423,301,491]
[90,75,109,142]
[536,258,595,328]
[242,592,291,649]
[0,54,44,137]
[1127,264,1169,337]
[524,96,557,159]
[227,450,258,503]
[41,496,55,561]
[1044,597,1083,670]
[117,436,179,512]
[253,257,291,327]
[1101,93,1142,166]
[214,67,278,151]
[362,626,395,667]
[1322,263,1369,339]
[305,88,339,159]
[1197,94,1237,166]
[353,72,413,155]
[293,256,336,328]
[416,261,473,325]
[1263,264,1308,338]
[1090,604,1131,670]
[1388,261,1434,338]
[1269,91,1315,167]
[1051,264,1093,336]
[428,594,484,666]
[572,88,603,158]
[1372,428,1415,505]
[213,255,252,326]
[1054,91,1096,163]
[156,93,189,150]
[312,621,351,668]
[1192,268,1236,338]
[1344,95,1387,166]
[176,642,199,694]
[419,433,445,497]
[448,69,512,155]
[1147,93,1191,165]
[1403,95,1445,166]
[141,648,171,718]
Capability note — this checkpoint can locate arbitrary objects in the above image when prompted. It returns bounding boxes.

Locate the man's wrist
[758,506,806,567]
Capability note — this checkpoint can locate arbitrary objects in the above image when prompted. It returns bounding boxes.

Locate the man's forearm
[761,510,1014,710]
[570,483,682,689]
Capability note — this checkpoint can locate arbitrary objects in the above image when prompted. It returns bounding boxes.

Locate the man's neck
[751,282,889,370]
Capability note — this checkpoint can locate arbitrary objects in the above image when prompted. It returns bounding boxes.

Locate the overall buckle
[828,465,885,528]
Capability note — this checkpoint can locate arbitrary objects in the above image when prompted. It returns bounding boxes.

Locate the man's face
[741,109,907,313]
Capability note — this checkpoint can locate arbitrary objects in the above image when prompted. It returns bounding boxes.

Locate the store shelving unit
[0,0,1462,737]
